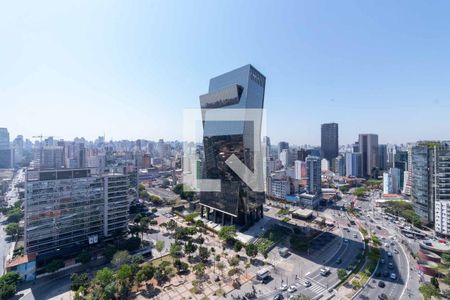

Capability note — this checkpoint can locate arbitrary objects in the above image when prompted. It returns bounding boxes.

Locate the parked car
[280,284,288,291]
[288,285,297,293]
[378,281,386,288]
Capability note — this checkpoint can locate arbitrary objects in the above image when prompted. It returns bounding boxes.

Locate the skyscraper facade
[345,152,362,177]
[412,141,450,230]
[358,134,379,178]
[321,123,339,163]
[198,64,265,226]
[378,144,388,171]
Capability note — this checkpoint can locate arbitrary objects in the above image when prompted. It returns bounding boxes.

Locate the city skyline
[2,1,450,144]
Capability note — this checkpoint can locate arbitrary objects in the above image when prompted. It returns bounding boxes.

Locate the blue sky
[1,0,450,145]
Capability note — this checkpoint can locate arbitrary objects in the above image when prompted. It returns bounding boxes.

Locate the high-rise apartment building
[321,123,339,163]
[305,156,321,195]
[411,141,450,227]
[358,134,379,178]
[198,64,265,226]
[25,168,130,259]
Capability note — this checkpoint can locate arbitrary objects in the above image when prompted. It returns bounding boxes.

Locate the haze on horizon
[1,0,450,145]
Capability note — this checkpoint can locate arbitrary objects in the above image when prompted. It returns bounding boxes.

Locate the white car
[280,284,288,291]
[303,280,312,287]
[343,239,349,243]
[390,273,397,280]
[387,252,392,257]
[288,285,297,293]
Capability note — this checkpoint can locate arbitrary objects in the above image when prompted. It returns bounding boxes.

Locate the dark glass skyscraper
[321,123,339,163]
[199,64,265,226]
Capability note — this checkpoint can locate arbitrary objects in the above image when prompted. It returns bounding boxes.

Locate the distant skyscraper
[198,64,266,226]
[378,144,388,171]
[279,149,290,168]
[278,141,289,158]
[358,134,379,178]
[321,123,339,163]
[345,152,362,177]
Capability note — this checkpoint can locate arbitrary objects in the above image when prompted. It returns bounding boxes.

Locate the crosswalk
[297,277,327,295]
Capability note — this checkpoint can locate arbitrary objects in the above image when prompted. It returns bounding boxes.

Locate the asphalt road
[258,216,364,300]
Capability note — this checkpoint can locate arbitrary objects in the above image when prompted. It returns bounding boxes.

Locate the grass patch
[277,208,290,215]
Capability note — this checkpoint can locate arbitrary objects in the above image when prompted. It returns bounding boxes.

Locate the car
[378,281,386,288]
[287,285,297,293]
[390,241,395,246]
[388,262,393,269]
[343,239,349,243]
[393,249,399,254]
[288,296,295,300]
[273,294,283,300]
[320,267,330,276]
[303,280,312,287]
[336,258,342,264]
[280,284,288,291]
[387,252,392,257]
[390,273,397,280]
[353,234,358,238]
[380,259,385,264]
[378,293,388,300]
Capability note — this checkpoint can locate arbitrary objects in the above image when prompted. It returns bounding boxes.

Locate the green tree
[45,259,64,273]
[76,250,92,264]
[70,273,89,291]
[4,223,21,238]
[112,250,130,267]
[193,262,206,278]
[245,244,258,260]
[103,245,117,262]
[0,271,21,298]
[155,240,165,255]
[198,246,210,262]
[431,276,440,290]
[233,241,243,252]
[169,243,182,260]
[337,269,347,281]
[218,225,237,242]
[173,259,189,274]
[419,283,441,300]
[166,219,178,233]
[95,267,115,288]
[184,240,197,259]
[136,263,155,283]
[116,264,133,293]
